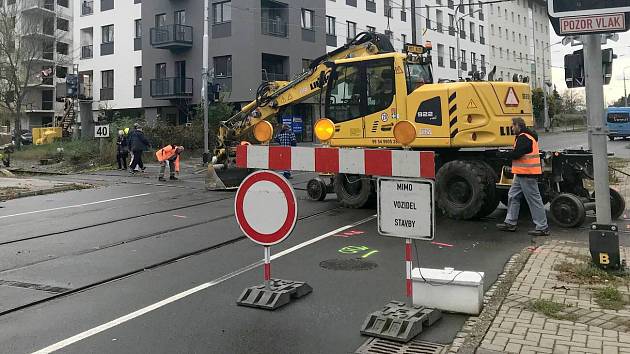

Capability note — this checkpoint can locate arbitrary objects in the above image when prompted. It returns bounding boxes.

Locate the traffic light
[564,49,616,88]
[66,74,78,96]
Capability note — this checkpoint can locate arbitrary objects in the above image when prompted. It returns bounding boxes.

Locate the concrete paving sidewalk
[476,240,630,354]
[0,176,90,200]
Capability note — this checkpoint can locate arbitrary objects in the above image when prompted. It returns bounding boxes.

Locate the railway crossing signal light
[564,48,616,88]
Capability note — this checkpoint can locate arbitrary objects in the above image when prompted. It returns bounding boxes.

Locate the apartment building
[11,0,73,130]
[141,0,326,130]
[324,0,415,53]
[73,0,142,124]
[421,0,489,81]
[487,0,551,87]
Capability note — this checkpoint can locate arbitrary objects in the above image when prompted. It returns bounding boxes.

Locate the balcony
[100,88,113,100]
[436,23,443,33]
[479,12,484,21]
[134,85,142,98]
[460,62,468,71]
[471,64,478,72]
[134,37,142,51]
[449,27,455,36]
[79,83,93,101]
[81,45,93,59]
[81,0,93,15]
[21,26,55,39]
[150,24,193,50]
[22,0,55,16]
[470,34,475,43]
[450,60,456,69]
[262,72,289,82]
[150,77,193,99]
[261,18,287,37]
[480,37,485,45]
[481,66,487,73]
[460,30,466,39]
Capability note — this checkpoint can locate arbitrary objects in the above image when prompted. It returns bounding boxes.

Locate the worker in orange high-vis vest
[496,117,550,236]
[156,144,184,182]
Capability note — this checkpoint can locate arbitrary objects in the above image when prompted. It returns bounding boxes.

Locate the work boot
[169,175,178,181]
[496,223,518,232]
[158,176,166,182]
[528,229,550,237]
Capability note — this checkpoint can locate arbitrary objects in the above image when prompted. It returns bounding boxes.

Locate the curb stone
[447,245,537,353]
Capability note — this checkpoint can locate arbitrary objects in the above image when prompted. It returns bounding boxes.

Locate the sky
[548,24,630,105]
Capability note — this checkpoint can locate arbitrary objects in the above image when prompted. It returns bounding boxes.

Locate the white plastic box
[411,267,484,315]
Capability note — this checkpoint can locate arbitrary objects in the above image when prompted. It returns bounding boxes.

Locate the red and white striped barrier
[236,145,435,179]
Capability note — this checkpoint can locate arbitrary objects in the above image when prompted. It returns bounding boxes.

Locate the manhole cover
[355,337,446,354]
[319,258,378,271]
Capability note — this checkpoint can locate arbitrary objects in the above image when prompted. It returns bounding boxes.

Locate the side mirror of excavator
[319,70,327,89]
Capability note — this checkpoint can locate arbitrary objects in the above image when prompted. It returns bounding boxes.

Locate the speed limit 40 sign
[94,125,110,138]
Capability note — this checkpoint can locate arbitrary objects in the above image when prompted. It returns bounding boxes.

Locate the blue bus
[607,107,630,140]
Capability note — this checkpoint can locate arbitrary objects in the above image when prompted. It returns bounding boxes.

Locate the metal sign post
[234,170,312,310]
[360,177,441,343]
[548,0,628,269]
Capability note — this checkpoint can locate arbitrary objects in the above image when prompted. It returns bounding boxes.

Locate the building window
[174,10,186,25]
[491,45,495,57]
[57,18,69,31]
[102,25,114,44]
[460,49,466,63]
[347,21,356,41]
[135,66,142,85]
[101,0,114,12]
[471,52,476,65]
[134,19,141,38]
[214,56,232,78]
[401,33,406,44]
[326,16,335,35]
[301,9,313,30]
[57,0,68,7]
[155,63,166,79]
[213,1,231,24]
[56,42,68,55]
[102,70,113,88]
[155,13,166,27]
[480,54,485,67]
[302,59,312,72]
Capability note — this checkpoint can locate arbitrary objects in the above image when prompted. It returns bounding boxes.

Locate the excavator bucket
[205,164,252,190]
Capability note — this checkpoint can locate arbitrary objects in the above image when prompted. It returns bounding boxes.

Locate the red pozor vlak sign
[235,170,297,246]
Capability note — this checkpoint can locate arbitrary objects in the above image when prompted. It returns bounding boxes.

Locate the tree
[0,2,66,149]
[531,88,545,127]
[560,90,586,114]
[548,88,562,121]
[609,95,629,107]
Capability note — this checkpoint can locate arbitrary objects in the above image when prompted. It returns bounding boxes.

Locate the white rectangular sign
[94,124,110,138]
[559,13,626,34]
[377,177,435,240]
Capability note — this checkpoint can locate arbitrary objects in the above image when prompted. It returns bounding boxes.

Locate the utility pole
[201,0,210,163]
[411,0,417,44]
[583,34,612,224]
[624,67,629,107]
[542,48,549,131]
[455,1,462,79]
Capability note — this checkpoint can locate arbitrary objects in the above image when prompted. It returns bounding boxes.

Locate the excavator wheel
[471,161,500,218]
[334,173,372,209]
[307,177,328,201]
[436,160,488,220]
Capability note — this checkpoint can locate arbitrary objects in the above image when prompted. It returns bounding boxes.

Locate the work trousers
[159,159,176,178]
[129,150,144,171]
[504,175,549,231]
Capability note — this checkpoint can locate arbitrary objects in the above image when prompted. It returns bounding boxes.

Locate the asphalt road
[0,131,627,354]
[539,130,630,159]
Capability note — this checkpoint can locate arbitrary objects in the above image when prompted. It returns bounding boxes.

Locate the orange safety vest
[511,133,542,175]
[155,145,181,172]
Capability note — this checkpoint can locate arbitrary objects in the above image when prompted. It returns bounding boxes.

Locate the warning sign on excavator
[505,87,520,107]
[467,99,478,109]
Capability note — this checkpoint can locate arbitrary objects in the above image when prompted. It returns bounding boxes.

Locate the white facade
[325,0,414,53]
[421,0,489,81]
[486,0,551,88]
[13,0,74,129]
[73,0,142,115]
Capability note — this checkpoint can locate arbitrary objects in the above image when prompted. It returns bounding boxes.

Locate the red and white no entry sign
[235,170,297,246]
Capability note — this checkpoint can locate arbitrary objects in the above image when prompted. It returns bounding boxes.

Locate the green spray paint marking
[338,246,379,258]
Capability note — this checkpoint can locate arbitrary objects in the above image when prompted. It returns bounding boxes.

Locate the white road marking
[30,215,376,354]
[0,193,152,219]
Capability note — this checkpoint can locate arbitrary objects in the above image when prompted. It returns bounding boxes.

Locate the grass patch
[528,299,578,321]
[12,140,117,171]
[554,261,630,285]
[594,286,629,310]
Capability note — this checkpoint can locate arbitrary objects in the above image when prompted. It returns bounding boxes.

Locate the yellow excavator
[210,32,624,227]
